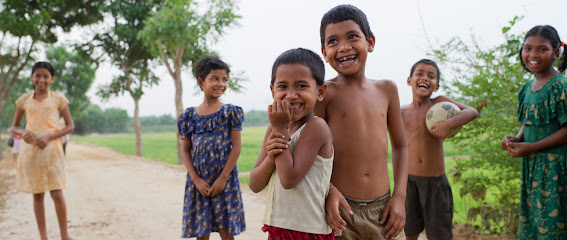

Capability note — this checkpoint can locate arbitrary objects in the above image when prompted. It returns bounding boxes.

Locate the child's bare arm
[273,118,330,189]
[181,138,211,196]
[380,81,408,239]
[11,107,35,144]
[430,96,479,139]
[209,130,241,196]
[269,100,330,189]
[249,126,287,192]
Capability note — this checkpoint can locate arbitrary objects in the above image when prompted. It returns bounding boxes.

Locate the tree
[89,0,161,156]
[0,0,104,157]
[429,17,527,235]
[47,46,97,133]
[138,0,242,164]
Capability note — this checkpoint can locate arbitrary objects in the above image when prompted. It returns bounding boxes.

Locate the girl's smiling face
[522,34,560,74]
[198,69,229,98]
[31,67,54,92]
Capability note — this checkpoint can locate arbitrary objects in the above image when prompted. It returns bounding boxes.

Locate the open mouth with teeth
[338,55,357,65]
[290,103,303,111]
[417,83,429,90]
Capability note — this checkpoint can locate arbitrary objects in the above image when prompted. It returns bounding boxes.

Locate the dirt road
[0,142,267,240]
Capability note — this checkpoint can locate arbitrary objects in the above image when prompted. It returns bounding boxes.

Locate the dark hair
[409,59,441,84]
[32,62,55,77]
[271,48,325,86]
[193,56,230,90]
[520,25,567,73]
[320,4,373,48]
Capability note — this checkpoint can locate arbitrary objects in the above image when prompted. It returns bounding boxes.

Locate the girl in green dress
[501,25,567,240]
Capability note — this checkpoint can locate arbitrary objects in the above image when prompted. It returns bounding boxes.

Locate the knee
[50,190,64,201]
[33,193,45,202]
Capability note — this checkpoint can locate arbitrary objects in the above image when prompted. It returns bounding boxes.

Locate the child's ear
[554,48,560,60]
[270,85,275,98]
[434,82,440,92]
[317,84,327,101]
[407,76,412,86]
[367,34,376,52]
[321,47,329,63]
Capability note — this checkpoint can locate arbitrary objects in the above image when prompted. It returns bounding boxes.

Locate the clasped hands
[22,130,51,149]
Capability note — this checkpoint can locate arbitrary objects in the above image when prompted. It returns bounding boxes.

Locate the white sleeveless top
[262,120,333,234]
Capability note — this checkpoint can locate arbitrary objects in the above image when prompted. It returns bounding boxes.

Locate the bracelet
[329,187,337,190]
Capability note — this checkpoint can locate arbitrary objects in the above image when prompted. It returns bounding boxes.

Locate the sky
[83,0,567,117]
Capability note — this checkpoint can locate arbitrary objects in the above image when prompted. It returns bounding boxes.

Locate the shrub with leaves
[429,17,528,235]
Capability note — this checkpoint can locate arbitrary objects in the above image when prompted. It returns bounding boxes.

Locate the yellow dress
[15,91,68,193]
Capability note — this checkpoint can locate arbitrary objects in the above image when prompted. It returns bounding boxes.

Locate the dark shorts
[405,174,453,240]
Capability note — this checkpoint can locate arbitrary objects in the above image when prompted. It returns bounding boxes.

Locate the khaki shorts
[336,193,406,240]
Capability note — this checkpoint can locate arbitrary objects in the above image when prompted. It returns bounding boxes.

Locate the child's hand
[507,142,534,157]
[501,136,521,151]
[22,130,36,145]
[209,175,228,197]
[266,131,288,160]
[193,176,211,196]
[380,194,405,239]
[325,187,352,234]
[36,134,52,149]
[268,99,292,130]
[430,121,452,140]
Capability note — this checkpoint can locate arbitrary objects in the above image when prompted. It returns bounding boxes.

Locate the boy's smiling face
[321,20,374,76]
[271,64,325,122]
[407,63,439,97]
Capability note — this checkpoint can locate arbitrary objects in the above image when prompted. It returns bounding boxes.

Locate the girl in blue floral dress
[501,25,567,239]
[178,56,245,239]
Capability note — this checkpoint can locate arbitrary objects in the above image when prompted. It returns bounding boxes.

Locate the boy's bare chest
[402,107,430,133]
[327,92,388,123]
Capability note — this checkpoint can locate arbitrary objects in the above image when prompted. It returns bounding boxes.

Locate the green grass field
[74,126,480,224]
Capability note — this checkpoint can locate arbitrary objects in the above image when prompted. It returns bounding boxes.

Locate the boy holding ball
[401,59,479,240]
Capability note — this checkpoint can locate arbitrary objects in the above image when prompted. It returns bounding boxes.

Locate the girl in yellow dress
[11,62,75,240]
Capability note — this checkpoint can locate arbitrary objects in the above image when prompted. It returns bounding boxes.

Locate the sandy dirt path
[0,142,267,240]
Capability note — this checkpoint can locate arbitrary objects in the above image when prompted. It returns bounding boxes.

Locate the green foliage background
[430,17,528,235]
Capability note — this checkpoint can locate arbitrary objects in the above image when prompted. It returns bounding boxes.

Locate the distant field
[73,126,266,169]
[74,127,480,224]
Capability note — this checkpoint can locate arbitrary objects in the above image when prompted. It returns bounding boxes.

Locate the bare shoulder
[432,95,453,103]
[371,79,398,93]
[306,117,332,137]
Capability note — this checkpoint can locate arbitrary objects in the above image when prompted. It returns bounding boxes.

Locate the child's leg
[406,235,419,240]
[50,190,74,240]
[196,234,210,240]
[218,228,234,240]
[33,192,48,240]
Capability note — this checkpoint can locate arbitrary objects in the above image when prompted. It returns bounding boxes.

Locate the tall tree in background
[138,0,241,164]
[0,0,104,157]
[89,0,161,156]
[429,17,526,235]
[47,46,97,134]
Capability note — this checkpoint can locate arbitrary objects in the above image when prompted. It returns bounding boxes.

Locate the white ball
[425,101,462,138]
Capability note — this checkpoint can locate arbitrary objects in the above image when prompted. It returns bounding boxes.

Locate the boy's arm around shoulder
[274,117,332,189]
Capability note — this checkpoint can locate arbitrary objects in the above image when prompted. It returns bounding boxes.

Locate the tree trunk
[134,98,142,157]
[0,83,9,159]
[174,61,184,165]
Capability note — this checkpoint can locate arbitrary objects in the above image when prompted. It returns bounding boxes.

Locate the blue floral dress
[177,104,246,238]
[517,75,567,239]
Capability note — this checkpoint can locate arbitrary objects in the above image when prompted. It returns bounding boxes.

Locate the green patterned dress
[517,75,567,239]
